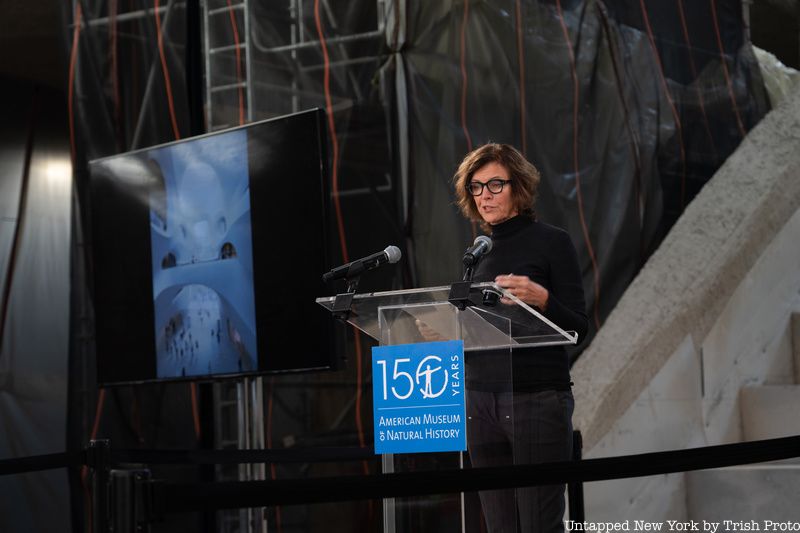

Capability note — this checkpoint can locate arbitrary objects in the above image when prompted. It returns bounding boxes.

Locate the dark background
[0,0,798,532]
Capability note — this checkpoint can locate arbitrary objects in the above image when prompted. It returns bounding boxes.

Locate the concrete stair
[685,461,800,521]
[685,312,800,520]
[739,384,800,440]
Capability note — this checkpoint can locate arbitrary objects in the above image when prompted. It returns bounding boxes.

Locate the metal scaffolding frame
[202,0,254,130]
[71,2,401,531]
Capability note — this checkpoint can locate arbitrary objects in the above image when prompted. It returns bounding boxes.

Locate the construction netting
[62,0,770,531]
[69,0,769,342]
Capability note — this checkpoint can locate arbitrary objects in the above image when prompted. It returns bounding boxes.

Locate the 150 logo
[371,340,466,454]
[376,354,451,400]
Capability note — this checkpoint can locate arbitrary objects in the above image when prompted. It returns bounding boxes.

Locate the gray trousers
[466,389,574,533]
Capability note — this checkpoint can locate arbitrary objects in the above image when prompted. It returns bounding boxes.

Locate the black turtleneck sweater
[469,215,588,392]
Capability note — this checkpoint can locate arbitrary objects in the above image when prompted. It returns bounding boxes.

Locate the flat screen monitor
[88,108,335,385]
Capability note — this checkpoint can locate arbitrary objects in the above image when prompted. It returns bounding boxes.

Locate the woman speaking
[453,143,588,533]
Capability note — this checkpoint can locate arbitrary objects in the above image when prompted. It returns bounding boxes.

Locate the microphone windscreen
[384,245,402,263]
[474,235,493,253]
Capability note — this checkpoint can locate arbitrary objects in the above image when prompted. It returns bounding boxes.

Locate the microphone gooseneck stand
[448,251,478,311]
[331,275,360,322]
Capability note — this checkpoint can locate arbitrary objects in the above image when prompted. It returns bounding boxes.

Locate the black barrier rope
[0,446,374,477]
[0,451,84,476]
[3,435,799,512]
[151,434,800,512]
[111,445,375,465]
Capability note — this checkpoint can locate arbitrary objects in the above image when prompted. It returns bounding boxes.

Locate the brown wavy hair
[453,143,541,231]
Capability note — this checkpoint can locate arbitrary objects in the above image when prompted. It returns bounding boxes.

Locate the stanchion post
[568,430,585,523]
[88,439,111,533]
[109,467,154,533]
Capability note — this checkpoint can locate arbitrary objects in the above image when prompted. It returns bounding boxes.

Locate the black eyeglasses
[466,179,512,196]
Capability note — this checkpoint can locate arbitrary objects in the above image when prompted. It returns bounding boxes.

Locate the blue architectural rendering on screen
[148,129,258,378]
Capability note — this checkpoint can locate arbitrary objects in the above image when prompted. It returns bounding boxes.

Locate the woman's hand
[415,319,445,342]
[494,273,549,310]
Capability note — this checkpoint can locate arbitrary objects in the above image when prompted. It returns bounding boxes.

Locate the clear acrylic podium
[317,282,577,533]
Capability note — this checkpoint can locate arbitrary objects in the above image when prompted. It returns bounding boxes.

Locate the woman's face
[470,161,518,226]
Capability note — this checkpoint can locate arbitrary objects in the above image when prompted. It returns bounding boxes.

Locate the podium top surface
[316,282,577,349]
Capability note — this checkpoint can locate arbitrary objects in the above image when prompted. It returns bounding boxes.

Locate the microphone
[322,245,402,283]
[462,235,493,267]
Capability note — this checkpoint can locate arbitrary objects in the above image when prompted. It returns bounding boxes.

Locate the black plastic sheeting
[0,80,73,533]
[69,0,769,347]
[65,1,769,530]
[404,0,768,342]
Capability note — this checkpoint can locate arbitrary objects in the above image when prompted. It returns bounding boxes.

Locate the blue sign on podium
[372,340,467,454]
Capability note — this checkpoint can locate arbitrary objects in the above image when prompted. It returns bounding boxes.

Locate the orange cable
[190,382,201,440]
[555,0,601,330]
[72,5,96,507]
[81,388,106,533]
[110,0,122,150]
[709,0,747,139]
[314,0,346,264]
[676,0,719,162]
[227,0,245,125]
[130,0,141,132]
[459,0,473,152]
[90,389,107,442]
[595,4,646,261]
[266,377,282,532]
[155,0,181,140]
[638,0,688,207]
[314,1,369,471]
[515,0,527,156]
[460,0,477,241]
[68,2,82,164]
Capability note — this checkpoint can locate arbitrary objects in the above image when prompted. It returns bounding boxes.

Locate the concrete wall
[578,207,800,521]
[570,72,800,521]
